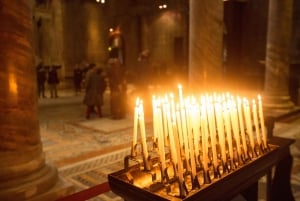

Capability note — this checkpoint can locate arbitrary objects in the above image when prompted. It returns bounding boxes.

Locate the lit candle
[258,95,267,148]
[132,98,139,156]
[252,99,262,146]
[207,101,218,167]
[178,84,183,104]
[166,100,178,165]
[243,98,255,150]
[229,98,242,156]
[173,124,184,183]
[223,100,234,160]
[237,96,247,154]
[162,97,170,147]
[180,98,190,171]
[176,105,184,150]
[156,103,166,171]
[138,101,149,163]
[186,103,197,177]
[191,99,201,165]
[152,96,158,144]
[215,99,226,162]
[227,97,236,134]
[200,103,209,171]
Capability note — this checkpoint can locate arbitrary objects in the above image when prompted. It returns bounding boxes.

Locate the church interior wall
[33,0,299,93]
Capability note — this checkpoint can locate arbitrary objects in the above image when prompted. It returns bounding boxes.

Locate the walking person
[73,64,83,94]
[36,62,47,98]
[47,66,60,98]
[83,64,107,119]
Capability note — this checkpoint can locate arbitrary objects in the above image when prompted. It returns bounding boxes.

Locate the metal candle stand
[109,137,296,201]
[108,139,282,201]
[109,93,296,201]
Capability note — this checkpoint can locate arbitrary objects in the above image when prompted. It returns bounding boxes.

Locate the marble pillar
[263,0,295,112]
[291,0,300,64]
[51,0,65,77]
[0,1,72,200]
[189,0,224,90]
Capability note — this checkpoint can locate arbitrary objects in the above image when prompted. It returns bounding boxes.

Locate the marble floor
[38,87,300,201]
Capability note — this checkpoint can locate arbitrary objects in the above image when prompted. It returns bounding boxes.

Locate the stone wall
[34,0,300,90]
[33,0,189,83]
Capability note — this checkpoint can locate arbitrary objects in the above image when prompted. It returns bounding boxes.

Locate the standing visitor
[47,66,60,98]
[36,62,47,98]
[73,64,83,94]
[83,64,107,119]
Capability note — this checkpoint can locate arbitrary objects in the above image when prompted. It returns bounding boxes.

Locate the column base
[263,94,295,115]
[0,164,74,201]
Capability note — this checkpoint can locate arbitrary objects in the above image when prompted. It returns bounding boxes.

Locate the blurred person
[83,64,107,119]
[36,61,47,98]
[47,66,60,98]
[73,64,83,94]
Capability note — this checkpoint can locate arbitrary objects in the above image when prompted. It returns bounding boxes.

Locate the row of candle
[131,86,268,185]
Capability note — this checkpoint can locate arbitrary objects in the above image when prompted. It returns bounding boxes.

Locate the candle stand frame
[108,136,295,201]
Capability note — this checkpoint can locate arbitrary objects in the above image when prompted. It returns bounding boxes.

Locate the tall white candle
[229,98,242,156]
[237,97,247,154]
[178,84,183,104]
[162,97,170,147]
[200,104,209,171]
[152,96,158,144]
[215,99,226,162]
[166,101,178,165]
[157,104,166,171]
[138,101,149,162]
[186,104,197,177]
[207,101,218,167]
[257,95,267,148]
[243,98,255,150]
[252,99,262,146]
[180,99,190,171]
[173,124,184,182]
[223,100,234,160]
[191,100,201,165]
[230,99,239,135]
[132,98,139,155]
[176,105,184,150]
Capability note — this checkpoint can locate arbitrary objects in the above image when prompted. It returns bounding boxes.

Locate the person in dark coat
[83,65,107,119]
[47,66,60,98]
[36,62,47,98]
[73,64,83,94]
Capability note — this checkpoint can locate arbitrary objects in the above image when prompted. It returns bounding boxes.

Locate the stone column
[263,0,294,112]
[51,0,65,77]
[189,0,224,90]
[0,1,71,200]
[291,0,300,64]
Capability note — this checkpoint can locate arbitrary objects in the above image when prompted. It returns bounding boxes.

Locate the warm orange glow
[131,85,269,188]
[9,73,18,95]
